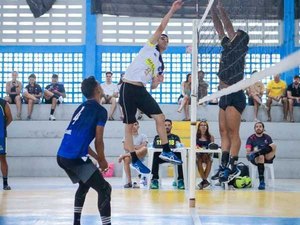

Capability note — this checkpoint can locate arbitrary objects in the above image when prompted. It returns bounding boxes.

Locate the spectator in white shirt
[101,71,119,120]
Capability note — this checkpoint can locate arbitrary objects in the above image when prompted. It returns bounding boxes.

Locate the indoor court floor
[1,177,300,225]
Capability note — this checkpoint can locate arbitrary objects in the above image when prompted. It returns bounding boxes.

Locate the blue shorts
[0,138,6,155]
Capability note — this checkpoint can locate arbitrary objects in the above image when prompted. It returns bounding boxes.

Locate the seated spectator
[287,75,300,122]
[246,122,276,190]
[246,70,267,122]
[22,74,42,120]
[198,70,208,103]
[44,74,66,121]
[5,71,23,120]
[177,73,191,121]
[101,71,119,120]
[196,120,215,189]
[118,121,148,188]
[150,119,185,190]
[266,74,288,121]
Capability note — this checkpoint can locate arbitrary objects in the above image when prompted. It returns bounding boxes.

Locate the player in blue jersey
[0,98,13,190]
[119,0,184,174]
[57,76,111,225]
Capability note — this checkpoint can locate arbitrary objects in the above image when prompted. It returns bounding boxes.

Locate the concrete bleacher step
[9,104,300,122]
[6,117,300,178]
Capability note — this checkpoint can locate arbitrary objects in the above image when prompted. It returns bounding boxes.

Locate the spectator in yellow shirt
[266,74,288,121]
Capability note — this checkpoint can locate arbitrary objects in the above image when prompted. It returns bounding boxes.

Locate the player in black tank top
[211,1,249,183]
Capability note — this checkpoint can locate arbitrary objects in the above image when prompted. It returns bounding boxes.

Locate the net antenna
[189,0,216,208]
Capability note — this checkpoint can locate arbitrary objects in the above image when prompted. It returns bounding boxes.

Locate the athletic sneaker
[131,159,151,174]
[159,151,183,165]
[49,115,56,121]
[150,179,159,189]
[3,185,11,190]
[202,179,210,189]
[219,167,241,183]
[258,181,265,190]
[177,179,185,190]
[123,182,132,188]
[211,166,224,180]
[132,182,140,189]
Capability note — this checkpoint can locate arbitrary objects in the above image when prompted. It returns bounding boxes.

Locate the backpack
[237,162,250,177]
[230,162,251,188]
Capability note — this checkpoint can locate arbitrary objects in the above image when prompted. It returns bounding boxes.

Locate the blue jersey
[0,98,7,153]
[57,99,107,159]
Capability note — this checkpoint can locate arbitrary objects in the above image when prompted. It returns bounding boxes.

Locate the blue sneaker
[131,159,150,174]
[211,166,224,180]
[258,181,265,190]
[159,151,183,165]
[219,167,241,183]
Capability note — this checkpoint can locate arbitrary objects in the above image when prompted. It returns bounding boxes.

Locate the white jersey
[124,41,163,85]
[101,82,118,96]
[122,133,148,147]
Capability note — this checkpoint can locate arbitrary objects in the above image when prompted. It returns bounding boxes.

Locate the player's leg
[119,83,150,173]
[256,155,265,190]
[74,181,90,225]
[85,171,112,225]
[135,86,182,165]
[212,105,230,181]
[0,154,10,190]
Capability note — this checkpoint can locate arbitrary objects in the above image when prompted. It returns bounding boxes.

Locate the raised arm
[149,0,183,45]
[211,6,225,39]
[216,0,236,40]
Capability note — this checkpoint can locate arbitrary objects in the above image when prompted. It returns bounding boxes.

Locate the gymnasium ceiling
[92,0,284,20]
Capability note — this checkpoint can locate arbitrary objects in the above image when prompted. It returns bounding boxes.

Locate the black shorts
[9,94,18,104]
[250,155,276,166]
[44,95,59,104]
[219,90,246,114]
[57,156,98,184]
[119,82,162,124]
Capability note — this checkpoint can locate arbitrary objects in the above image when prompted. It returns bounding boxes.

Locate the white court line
[190,208,203,225]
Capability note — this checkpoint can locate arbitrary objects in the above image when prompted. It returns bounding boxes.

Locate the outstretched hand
[171,0,184,13]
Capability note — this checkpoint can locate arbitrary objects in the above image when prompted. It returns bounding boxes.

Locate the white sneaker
[57,96,63,104]
[49,115,56,121]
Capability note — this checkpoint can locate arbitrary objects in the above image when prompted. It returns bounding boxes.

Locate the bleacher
[7,104,300,178]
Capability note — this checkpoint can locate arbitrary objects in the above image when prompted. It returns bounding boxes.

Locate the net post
[189,19,199,208]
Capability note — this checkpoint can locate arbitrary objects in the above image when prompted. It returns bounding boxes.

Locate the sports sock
[229,156,239,171]
[130,151,139,163]
[221,151,229,168]
[74,182,89,225]
[257,163,265,183]
[162,143,171,153]
[3,177,8,187]
[50,109,55,115]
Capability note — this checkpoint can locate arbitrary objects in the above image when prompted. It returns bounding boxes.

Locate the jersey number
[72,106,85,125]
